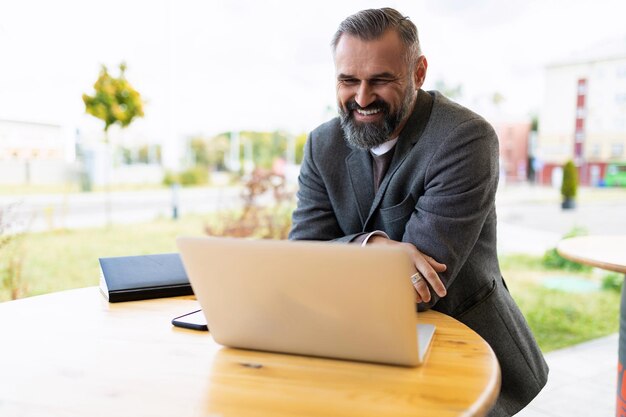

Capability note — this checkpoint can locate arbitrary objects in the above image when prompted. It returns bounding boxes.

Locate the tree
[83,62,144,132]
[83,62,144,225]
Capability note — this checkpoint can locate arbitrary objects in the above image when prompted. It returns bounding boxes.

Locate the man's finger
[424,255,447,272]
[413,256,447,298]
[366,237,447,299]
[411,272,431,303]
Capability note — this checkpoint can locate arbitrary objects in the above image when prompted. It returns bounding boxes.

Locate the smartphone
[171,309,209,331]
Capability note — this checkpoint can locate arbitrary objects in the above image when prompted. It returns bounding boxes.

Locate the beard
[338,83,416,150]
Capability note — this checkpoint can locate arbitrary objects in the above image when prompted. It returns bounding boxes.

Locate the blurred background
[1,0,626,356]
[2,1,626,414]
[2,0,626,192]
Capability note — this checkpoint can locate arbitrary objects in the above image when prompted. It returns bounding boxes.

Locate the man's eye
[340,79,359,86]
[371,79,391,85]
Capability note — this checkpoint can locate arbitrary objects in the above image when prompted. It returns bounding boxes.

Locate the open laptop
[176,236,435,367]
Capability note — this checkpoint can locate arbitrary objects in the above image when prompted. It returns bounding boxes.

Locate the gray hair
[331,8,422,66]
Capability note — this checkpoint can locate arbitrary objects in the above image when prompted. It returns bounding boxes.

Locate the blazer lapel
[365,89,434,223]
[345,149,374,226]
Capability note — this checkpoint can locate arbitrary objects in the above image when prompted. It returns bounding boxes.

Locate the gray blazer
[289,90,549,416]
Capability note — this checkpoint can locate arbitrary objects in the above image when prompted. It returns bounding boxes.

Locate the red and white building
[535,39,626,186]
[494,121,531,184]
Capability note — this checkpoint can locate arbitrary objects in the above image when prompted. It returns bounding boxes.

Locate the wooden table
[0,287,500,417]
[557,235,626,417]
[557,236,626,275]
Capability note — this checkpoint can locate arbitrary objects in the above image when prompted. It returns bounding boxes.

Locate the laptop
[176,236,435,367]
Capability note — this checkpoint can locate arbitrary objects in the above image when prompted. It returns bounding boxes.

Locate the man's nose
[355,82,375,108]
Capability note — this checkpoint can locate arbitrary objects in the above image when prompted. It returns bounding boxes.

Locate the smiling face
[334,29,427,149]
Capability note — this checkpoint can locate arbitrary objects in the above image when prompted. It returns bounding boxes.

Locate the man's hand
[368,235,447,303]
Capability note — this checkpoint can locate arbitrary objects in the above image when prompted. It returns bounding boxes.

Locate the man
[289,7,548,417]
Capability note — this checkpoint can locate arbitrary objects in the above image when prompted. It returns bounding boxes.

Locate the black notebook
[99,253,193,302]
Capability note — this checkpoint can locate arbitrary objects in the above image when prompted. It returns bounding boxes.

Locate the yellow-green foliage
[83,62,144,132]
[162,166,209,187]
[561,160,578,199]
[179,166,209,186]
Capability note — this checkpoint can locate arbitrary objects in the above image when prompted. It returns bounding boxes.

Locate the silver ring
[410,272,424,285]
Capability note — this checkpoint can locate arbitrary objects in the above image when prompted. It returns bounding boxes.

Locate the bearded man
[289,7,548,417]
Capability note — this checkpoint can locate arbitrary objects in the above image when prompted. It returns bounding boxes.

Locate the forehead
[333,30,408,77]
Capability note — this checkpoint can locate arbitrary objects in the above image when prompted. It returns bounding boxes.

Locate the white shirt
[370,137,398,156]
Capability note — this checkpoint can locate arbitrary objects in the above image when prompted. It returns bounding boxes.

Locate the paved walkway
[516,333,617,417]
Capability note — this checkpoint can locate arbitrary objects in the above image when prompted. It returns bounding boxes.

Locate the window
[611,143,624,158]
[590,143,601,157]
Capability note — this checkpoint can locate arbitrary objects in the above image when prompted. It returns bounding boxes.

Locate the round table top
[0,287,500,417]
[557,235,626,274]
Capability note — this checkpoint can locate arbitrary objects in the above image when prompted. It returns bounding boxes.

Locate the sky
[1,0,625,154]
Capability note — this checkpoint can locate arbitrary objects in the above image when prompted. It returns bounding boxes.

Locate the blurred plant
[561,160,578,209]
[188,138,210,168]
[206,135,230,171]
[162,170,178,187]
[194,130,306,174]
[434,79,463,99]
[205,168,295,239]
[162,166,209,187]
[530,115,539,132]
[601,273,623,293]
[179,166,209,186]
[542,227,591,272]
[492,91,505,106]
[82,62,145,225]
[294,133,307,164]
[0,204,28,300]
[83,62,144,132]
[137,144,160,164]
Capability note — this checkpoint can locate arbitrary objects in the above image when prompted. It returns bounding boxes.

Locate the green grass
[506,278,619,352]
[1,215,210,300]
[0,222,620,353]
[501,253,620,352]
[499,253,548,272]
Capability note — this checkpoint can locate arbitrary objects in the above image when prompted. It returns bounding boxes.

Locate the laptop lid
[177,236,433,367]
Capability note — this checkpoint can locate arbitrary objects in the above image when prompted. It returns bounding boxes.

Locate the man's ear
[414,56,428,89]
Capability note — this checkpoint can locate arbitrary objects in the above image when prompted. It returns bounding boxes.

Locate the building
[536,38,626,186]
[494,121,531,183]
[0,119,76,185]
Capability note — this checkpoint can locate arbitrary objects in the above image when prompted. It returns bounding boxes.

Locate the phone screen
[172,309,208,331]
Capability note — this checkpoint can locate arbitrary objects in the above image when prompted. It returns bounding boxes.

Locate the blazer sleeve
[289,133,361,243]
[407,117,499,309]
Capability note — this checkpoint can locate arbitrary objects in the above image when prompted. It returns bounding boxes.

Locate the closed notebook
[99,253,193,302]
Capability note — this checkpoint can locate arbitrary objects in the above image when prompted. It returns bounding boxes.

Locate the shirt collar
[370,137,399,156]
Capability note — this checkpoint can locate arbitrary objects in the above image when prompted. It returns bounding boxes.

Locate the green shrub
[542,248,590,272]
[602,273,623,293]
[542,227,590,271]
[561,160,578,199]
[179,166,209,186]
[162,170,178,186]
[162,166,209,187]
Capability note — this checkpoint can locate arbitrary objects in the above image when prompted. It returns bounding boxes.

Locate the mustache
[345,99,390,113]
